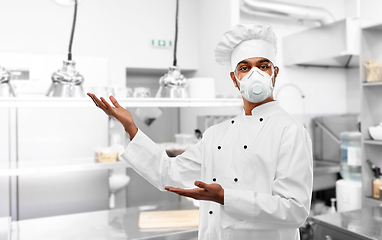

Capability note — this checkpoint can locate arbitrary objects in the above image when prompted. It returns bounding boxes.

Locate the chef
[88,23,313,240]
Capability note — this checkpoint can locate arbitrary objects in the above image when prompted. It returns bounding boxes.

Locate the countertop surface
[312,206,382,240]
[11,201,198,240]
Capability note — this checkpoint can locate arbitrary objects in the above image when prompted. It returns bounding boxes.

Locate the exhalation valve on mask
[236,67,274,103]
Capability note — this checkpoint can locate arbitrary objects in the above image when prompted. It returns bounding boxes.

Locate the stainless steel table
[11,201,198,240]
[312,206,382,240]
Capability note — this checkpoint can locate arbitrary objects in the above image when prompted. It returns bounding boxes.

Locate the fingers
[109,96,122,108]
[88,93,107,109]
[195,181,208,190]
[100,97,115,113]
[165,186,206,199]
[87,93,99,107]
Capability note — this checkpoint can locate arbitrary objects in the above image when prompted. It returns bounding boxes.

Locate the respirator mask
[235,66,275,103]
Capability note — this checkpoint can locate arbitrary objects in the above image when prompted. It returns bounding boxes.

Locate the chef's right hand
[87,93,138,139]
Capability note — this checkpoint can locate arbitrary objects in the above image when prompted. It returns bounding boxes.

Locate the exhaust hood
[283,18,359,68]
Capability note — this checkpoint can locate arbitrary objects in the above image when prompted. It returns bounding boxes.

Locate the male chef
[88,23,313,240]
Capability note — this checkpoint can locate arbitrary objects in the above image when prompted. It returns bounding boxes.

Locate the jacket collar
[242,100,281,118]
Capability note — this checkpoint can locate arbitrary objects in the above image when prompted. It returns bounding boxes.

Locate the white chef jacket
[121,101,313,240]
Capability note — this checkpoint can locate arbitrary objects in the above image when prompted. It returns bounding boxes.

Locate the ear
[273,66,279,86]
[274,66,279,77]
[230,72,238,88]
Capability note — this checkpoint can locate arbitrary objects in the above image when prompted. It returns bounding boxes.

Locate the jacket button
[209,211,213,214]
[217,146,221,150]
[234,178,238,182]
[231,120,234,124]
[259,118,263,122]
[213,178,216,182]
[244,145,247,149]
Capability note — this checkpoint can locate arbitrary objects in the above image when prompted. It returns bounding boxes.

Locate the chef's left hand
[165,181,224,205]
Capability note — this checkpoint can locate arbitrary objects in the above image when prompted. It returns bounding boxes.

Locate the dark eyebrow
[237,59,270,66]
[237,60,249,65]
[258,59,270,63]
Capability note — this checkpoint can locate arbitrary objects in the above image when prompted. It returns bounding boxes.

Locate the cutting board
[139,209,199,229]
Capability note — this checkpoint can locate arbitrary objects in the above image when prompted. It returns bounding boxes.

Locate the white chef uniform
[121,100,313,240]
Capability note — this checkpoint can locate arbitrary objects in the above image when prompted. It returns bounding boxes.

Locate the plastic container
[340,132,362,182]
[175,134,198,145]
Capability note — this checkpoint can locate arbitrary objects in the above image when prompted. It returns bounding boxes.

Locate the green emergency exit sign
[151,39,172,48]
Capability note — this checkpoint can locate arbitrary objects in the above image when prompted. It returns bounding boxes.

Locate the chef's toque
[214,24,277,71]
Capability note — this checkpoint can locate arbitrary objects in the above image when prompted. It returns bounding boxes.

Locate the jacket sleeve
[120,128,203,191]
[222,124,313,229]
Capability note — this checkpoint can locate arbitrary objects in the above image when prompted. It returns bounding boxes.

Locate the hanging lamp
[0,64,16,97]
[155,0,187,98]
[47,0,85,97]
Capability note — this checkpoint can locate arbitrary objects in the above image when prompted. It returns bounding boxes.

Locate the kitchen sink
[313,160,340,191]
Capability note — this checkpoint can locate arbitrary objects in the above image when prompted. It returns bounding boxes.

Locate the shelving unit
[0,159,129,177]
[360,22,382,207]
[0,97,243,177]
[0,97,243,108]
[363,140,382,146]
[0,96,243,221]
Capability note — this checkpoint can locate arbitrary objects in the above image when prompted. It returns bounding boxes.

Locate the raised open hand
[165,181,224,205]
[87,93,138,139]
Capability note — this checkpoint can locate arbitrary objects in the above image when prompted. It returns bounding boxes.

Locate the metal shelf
[363,196,382,207]
[363,139,382,145]
[362,21,382,31]
[0,158,129,176]
[362,82,382,87]
[0,97,243,108]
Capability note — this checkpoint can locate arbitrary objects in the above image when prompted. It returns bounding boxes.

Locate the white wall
[0,0,198,87]
[0,109,10,217]
[360,0,382,25]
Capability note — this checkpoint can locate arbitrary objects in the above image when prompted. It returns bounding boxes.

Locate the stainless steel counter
[312,206,382,240]
[11,201,198,240]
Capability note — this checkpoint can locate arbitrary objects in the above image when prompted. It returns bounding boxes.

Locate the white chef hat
[214,24,277,71]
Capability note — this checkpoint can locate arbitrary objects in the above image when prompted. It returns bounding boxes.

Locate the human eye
[259,65,270,70]
[239,65,250,72]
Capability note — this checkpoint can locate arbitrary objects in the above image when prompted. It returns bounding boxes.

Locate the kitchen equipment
[283,18,359,68]
[109,170,130,209]
[155,0,188,99]
[134,87,163,125]
[187,78,215,99]
[0,65,16,97]
[139,209,199,229]
[367,159,382,199]
[336,179,362,213]
[47,0,85,97]
[133,87,150,98]
[175,133,198,145]
[369,124,382,140]
[109,86,133,98]
[340,131,362,182]
[46,60,85,97]
[156,66,187,98]
[94,144,124,163]
[364,60,382,82]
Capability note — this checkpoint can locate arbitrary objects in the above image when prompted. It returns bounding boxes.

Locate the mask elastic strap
[269,65,275,90]
[233,72,241,91]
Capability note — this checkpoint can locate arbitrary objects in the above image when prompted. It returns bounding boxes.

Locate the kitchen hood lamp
[155,0,188,98]
[46,0,85,97]
[0,65,16,97]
